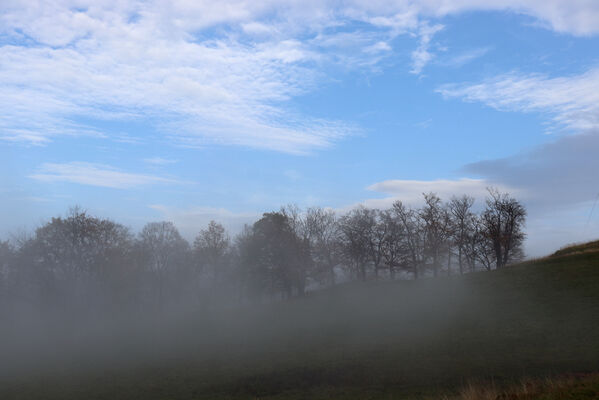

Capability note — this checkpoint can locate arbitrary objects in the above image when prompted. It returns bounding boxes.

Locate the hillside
[551,240,599,258]
[2,244,599,399]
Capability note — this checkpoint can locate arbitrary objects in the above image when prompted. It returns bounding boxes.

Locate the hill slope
[2,246,599,399]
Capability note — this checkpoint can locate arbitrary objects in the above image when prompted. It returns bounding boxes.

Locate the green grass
[2,247,599,399]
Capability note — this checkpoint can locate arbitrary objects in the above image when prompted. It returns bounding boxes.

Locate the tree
[27,207,133,306]
[420,193,448,277]
[338,206,376,281]
[0,241,15,298]
[392,201,425,279]
[138,221,189,304]
[368,210,389,279]
[480,189,527,269]
[305,207,341,286]
[379,209,406,279]
[194,220,230,282]
[240,212,309,300]
[449,195,475,275]
[280,204,316,286]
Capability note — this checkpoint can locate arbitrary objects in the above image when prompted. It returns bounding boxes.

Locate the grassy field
[1,243,599,399]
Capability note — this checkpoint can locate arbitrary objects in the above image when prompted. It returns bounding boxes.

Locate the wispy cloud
[439,47,490,67]
[29,162,183,189]
[2,1,598,152]
[437,67,599,132]
[410,22,444,74]
[364,177,515,208]
[149,204,258,239]
[143,157,179,166]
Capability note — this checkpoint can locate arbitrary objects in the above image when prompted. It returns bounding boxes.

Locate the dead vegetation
[446,373,599,400]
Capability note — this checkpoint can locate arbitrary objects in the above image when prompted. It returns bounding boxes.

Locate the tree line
[0,189,525,311]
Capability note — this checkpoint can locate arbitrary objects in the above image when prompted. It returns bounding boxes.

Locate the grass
[1,245,599,399]
[551,240,599,258]
[447,373,599,400]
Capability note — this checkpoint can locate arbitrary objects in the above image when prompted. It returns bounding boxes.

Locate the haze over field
[2,3,599,399]
[2,0,599,256]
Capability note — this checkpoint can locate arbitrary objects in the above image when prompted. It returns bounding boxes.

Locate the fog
[0,190,540,396]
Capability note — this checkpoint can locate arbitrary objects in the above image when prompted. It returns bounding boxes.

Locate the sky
[2,0,599,256]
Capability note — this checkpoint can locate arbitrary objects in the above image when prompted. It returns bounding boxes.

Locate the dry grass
[551,240,599,258]
[445,373,599,400]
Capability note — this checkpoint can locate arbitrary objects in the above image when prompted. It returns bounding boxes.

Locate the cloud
[439,47,490,67]
[143,157,179,166]
[29,162,183,189]
[348,177,515,212]
[416,0,599,36]
[356,166,599,257]
[437,67,599,132]
[148,204,258,239]
[2,1,599,152]
[464,130,599,210]
[461,130,599,255]
[410,22,444,74]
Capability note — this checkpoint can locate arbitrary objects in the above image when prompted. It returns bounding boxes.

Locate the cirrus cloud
[2,1,599,153]
[29,162,185,189]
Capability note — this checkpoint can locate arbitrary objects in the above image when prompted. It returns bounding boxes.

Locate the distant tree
[392,201,425,279]
[338,206,376,281]
[379,209,406,279]
[138,221,189,304]
[280,204,309,242]
[420,193,448,277]
[480,189,527,268]
[36,208,132,277]
[0,241,15,297]
[194,221,230,282]
[28,207,133,304]
[472,215,496,271]
[368,210,389,279]
[241,212,309,299]
[280,204,316,286]
[449,195,475,275]
[305,207,342,286]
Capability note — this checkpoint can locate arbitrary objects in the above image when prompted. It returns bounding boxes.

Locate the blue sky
[2,1,599,256]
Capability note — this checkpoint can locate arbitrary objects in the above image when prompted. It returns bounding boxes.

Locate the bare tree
[368,210,390,279]
[480,189,527,269]
[305,207,341,286]
[194,221,230,282]
[139,221,189,304]
[391,201,424,279]
[449,195,475,275]
[420,193,448,277]
[379,209,406,279]
[338,206,376,281]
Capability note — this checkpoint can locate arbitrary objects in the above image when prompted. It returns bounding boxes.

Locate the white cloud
[148,204,258,239]
[29,162,183,189]
[410,22,444,74]
[437,67,599,132]
[143,157,179,166]
[360,177,516,210]
[415,0,599,36]
[355,172,599,257]
[439,47,489,67]
[2,1,598,152]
